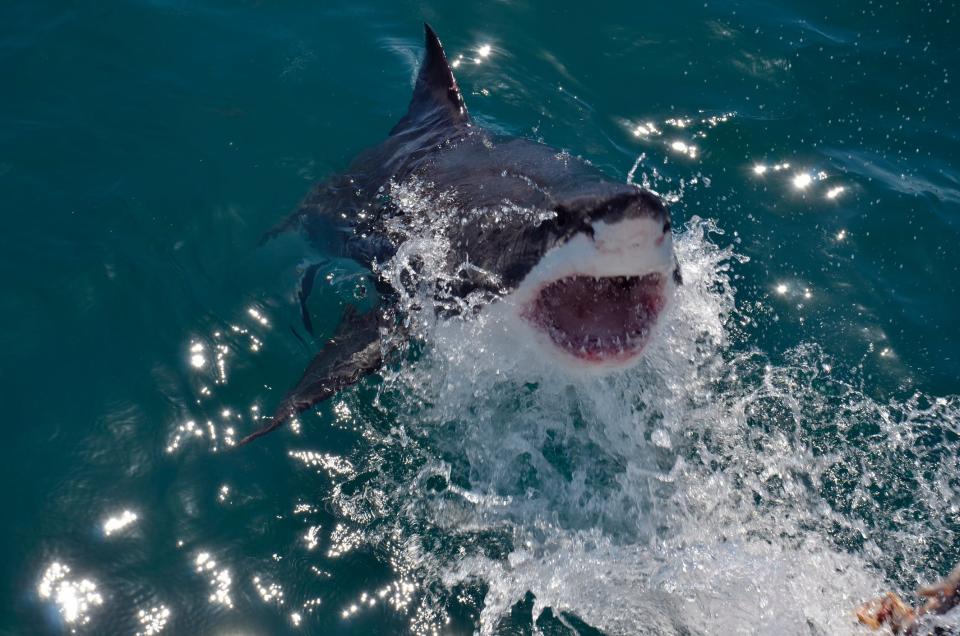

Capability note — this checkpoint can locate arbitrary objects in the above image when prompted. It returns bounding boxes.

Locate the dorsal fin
[390,24,470,135]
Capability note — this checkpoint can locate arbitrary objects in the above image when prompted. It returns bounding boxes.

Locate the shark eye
[553,205,594,239]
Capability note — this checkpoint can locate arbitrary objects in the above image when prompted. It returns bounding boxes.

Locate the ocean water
[2,1,959,634]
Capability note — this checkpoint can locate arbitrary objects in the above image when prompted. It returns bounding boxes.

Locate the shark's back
[265,25,471,249]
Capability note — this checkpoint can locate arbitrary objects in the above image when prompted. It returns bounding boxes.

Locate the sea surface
[2,1,959,634]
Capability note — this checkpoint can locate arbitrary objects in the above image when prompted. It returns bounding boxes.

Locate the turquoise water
[3,1,959,634]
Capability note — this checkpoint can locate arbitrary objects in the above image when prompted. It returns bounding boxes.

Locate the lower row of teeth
[546,326,650,352]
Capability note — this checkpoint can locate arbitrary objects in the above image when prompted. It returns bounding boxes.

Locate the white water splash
[320,205,960,635]
[154,174,958,635]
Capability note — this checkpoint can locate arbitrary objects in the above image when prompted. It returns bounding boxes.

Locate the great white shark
[240,24,680,444]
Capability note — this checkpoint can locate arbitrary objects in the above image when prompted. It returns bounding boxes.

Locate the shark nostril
[662,220,671,234]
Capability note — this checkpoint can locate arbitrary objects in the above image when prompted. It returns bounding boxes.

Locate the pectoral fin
[239,305,388,445]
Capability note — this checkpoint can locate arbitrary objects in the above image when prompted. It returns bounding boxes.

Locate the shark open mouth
[524,273,666,363]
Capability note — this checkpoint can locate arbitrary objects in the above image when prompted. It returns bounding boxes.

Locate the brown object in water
[856,564,960,634]
[857,593,916,633]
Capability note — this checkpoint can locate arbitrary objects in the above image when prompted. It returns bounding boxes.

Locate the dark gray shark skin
[240,24,676,445]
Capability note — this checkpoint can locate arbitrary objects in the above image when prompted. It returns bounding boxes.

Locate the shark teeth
[523,273,665,362]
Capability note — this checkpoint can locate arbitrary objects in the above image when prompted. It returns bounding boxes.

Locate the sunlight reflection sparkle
[194,551,233,608]
[188,340,209,371]
[37,562,104,628]
[826,185,846,199]
[135,605,171,635]
[103,510,138,536]
[253,576,285,605]
[669,140,698,159]
[792,173,813,189]
[304,525,321,551]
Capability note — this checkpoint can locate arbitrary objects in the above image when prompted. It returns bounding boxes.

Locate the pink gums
[523,273,666,363]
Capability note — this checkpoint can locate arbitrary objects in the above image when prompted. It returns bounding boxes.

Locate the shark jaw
[512,215,677,369]
[525,272,667,363]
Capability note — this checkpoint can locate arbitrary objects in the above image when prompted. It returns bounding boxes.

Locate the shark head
[510,185,678,367]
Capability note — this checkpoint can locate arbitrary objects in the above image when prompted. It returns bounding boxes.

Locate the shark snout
[604,188,669,225]
[555,185,670,236]
[592,216,670,255]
